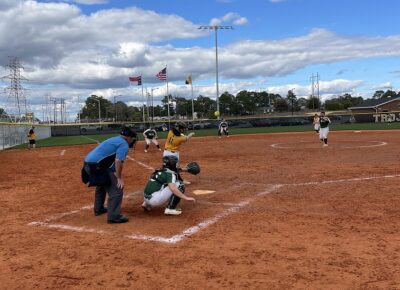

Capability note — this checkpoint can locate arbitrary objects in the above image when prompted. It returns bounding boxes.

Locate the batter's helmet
[175,122,186,132]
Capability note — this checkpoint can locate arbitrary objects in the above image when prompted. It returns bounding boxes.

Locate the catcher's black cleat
[107,215,129,224]
[94,207,108,216]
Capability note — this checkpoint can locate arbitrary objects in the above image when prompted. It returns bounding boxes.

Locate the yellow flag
[185,74,192,85]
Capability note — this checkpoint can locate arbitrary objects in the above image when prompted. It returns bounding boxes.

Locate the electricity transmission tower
[310,73,320,109]
[1,56,28,122]
[50,97,66,124]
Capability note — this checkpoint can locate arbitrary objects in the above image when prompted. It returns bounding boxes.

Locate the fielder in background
[163,122,194,168]
[313,113,320,133]
[218,118,229,138]
[319,111,331,147]
[143,126,161,153]
[142,155,196,215]
[27,128,36,149]
[81,126,137,224]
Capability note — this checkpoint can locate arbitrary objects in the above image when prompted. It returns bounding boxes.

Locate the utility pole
[1,56,28,122]
[113,94,122,122]
[151,87,158,124]
[198,25,233,118]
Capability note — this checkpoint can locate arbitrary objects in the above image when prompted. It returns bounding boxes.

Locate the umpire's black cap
[120,126,137,138]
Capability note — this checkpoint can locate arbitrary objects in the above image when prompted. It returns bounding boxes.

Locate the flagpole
[166,65,170,129]
[141,86,145,123]
[190,74,194,121]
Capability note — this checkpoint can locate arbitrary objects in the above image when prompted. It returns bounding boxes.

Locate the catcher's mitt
[186,161,200,175]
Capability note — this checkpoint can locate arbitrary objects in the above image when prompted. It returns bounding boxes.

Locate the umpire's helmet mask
[120,126,137,148]
[162,155,179,172]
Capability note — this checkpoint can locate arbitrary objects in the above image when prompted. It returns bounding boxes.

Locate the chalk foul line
[28,175,400,244]
[127,155,155,171]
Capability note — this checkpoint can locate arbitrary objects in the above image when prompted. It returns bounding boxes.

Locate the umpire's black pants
[95,171,124,220]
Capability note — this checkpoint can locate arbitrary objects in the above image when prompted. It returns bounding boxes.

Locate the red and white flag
[156,67,167,81]
[129,76,142,85]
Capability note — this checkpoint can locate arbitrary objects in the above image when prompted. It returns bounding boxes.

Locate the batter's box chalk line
[28,174,400,244]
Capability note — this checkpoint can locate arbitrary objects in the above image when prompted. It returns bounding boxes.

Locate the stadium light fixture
[198,25,233,118]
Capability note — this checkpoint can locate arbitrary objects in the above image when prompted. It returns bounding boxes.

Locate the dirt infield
[1,130,400,289]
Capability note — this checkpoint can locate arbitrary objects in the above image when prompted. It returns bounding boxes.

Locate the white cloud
[269,0,287,3]
[71,0,107,4]
[209,12,248,26]
[1,1,400,119]
[266,79,363,101]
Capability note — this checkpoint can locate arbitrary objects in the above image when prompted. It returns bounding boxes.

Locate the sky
[1,0,400,121]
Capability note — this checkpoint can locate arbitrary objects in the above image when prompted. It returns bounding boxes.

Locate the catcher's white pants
[145,138,159,146]
[144,181,180,207]
[319,127,329,139]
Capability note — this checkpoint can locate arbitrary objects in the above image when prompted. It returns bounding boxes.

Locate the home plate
[193,189,216,195]
[354,131,362,133]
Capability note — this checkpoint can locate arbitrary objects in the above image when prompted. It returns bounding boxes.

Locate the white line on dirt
[28,175,400,244]
[28,192,140,226]
[271,140,387,149]
[81,135,100,143]
[127,155,155,171]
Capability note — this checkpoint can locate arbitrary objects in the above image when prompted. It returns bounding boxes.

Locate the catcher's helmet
[162,155,179,171]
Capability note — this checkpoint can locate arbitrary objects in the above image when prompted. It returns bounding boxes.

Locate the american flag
[128,76,142,85]
[156,67,167,81]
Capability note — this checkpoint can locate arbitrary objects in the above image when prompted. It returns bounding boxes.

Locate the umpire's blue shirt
[85,136,129,171]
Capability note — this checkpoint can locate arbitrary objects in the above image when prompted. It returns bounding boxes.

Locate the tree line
[78,89,399,122]
[1,89,398,123]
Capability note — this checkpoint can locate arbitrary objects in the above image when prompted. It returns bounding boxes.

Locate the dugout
[348,97,400,123]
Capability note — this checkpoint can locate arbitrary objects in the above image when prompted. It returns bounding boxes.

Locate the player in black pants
[218,118,229,138]
[143,126,161,152]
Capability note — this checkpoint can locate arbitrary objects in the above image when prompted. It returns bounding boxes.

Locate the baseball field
[1,130,399,289]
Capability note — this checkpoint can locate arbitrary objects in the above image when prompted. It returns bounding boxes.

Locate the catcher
[141,156,199,215]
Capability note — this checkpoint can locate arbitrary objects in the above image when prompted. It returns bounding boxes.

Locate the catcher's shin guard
[167,194,181,209]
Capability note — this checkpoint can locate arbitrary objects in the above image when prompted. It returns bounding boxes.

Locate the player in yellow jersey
[27,128,36,149]
[163,122,194,168]
[313,113,320,133]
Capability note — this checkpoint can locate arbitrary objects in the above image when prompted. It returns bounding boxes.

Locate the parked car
[80,125,103,132]
[193,122,214,129]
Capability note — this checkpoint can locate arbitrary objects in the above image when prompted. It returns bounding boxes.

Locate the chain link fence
[0,124,51,150]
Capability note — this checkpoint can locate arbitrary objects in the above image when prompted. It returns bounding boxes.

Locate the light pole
[198,25,233,118]
[151,87,158,124]
[94,99,101,123]
[290,88,295,116]
[113,94,122,122]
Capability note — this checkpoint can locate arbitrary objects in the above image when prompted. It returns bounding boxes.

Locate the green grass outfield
[12,122,400,149]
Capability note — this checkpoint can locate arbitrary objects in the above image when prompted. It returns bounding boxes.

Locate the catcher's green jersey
[144,169,177,198]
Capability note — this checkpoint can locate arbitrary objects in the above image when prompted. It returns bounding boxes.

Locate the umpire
[82,126,137,224]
